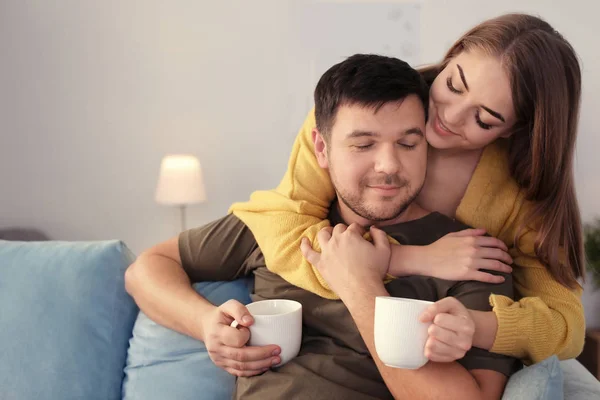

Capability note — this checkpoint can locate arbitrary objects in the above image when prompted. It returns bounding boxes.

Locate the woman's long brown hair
[419,13,584,288]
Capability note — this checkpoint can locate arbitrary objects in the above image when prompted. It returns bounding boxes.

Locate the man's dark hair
[314,54,429,140]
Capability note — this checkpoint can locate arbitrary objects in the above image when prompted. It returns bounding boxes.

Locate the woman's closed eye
[446,76,462,94]
[475,111,492,130]
[447,75,494,130]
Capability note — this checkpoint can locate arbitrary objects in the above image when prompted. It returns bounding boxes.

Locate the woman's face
[426,50,517,151]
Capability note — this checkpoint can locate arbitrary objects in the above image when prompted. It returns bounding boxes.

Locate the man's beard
[333,173,423,222]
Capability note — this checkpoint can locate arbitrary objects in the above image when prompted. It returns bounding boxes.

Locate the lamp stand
[179,204,187,232]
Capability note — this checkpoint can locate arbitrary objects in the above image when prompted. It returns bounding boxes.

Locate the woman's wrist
[469,310,498,350]
[389,244,425,277]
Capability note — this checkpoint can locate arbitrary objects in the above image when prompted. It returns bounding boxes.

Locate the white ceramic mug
[374,296,433,369]
[233,299,302,366]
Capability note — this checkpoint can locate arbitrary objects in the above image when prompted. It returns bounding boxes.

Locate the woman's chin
[424,129,451,150]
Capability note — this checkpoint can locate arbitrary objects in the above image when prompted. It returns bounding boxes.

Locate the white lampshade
[155,154,206,205]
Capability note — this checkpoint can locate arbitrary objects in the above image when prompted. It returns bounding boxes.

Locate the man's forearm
[342,283,488,400]
[125,253,215,341]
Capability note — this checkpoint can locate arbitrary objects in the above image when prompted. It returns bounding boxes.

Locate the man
[126,54,518,399]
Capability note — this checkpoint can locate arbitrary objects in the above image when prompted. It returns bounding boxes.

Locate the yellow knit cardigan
[229,110,585,364]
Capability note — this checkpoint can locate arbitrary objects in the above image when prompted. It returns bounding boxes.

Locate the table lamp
[155,154,206,231]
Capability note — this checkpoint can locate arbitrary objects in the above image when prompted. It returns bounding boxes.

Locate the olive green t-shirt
[179,208,520,400]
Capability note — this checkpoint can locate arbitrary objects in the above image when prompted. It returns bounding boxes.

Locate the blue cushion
[502,355,563,400]
[0,240,139,400]
[122,279,253,400]
[561,359,600,399]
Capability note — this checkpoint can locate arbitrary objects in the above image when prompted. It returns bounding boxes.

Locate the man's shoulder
[423,212,472,233]
[180,213,259,257]
[187,213,254,236]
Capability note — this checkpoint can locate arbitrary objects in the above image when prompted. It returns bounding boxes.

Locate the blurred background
[1,0,598,254]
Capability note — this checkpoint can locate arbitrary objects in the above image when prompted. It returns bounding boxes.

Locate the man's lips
[368,185,401,194]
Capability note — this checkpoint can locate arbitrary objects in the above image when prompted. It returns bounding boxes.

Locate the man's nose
[374,146,401,175]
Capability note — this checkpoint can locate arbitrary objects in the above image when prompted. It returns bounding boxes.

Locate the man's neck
[335,201,430,228]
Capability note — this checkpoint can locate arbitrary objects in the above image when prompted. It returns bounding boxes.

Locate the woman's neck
[417,146,484,218]
[427,146,484,164]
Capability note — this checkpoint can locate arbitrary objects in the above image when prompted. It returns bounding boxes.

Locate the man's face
[314,95,427,224]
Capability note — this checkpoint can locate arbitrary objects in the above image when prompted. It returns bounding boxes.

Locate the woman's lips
[433,114,458,137]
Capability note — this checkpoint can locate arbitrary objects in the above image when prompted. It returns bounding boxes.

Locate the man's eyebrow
[346,130,379,139]
[405,127,424,137]
[457,64,469,91]
[481,106,506,123]
[346,128,423,138]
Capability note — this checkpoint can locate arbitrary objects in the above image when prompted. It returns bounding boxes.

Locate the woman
[230,13,585,365]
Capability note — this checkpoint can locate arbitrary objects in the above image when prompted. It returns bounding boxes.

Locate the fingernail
[242,315,252,324]
[272,348,280,356]
[272,357,280,365]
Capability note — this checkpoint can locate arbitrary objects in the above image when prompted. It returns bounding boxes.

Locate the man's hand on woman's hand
[301,223,391,297]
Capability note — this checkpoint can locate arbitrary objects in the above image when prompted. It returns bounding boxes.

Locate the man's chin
[357,205,407,222]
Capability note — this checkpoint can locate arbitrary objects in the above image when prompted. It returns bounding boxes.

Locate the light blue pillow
[122,279,253,400]
[502,355,563,400]
[0,240,139,400]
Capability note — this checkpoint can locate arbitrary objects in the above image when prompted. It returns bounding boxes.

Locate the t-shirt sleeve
[178,214,260,283]
[448,272,521,376]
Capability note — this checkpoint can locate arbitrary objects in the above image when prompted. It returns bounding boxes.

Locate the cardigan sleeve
[456,141,585,364]
[229,109,340,299]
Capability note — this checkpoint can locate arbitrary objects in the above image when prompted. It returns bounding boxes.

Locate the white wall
[1,0,599,258]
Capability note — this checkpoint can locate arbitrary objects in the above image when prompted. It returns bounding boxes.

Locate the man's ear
[312,128,329,169]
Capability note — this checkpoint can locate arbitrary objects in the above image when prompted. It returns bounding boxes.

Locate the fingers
[316,227,333,249]
[208,324,282,377]
[473,236,509,252]
[473,258,512,276]
[224,367,269,377]
[447,228,486,238]
[424,337,467,362]
[321,226,333,235]
[428,323,460,348]
[220,324,251,347]
[430,313,474,347]
[332,223,348,237]
[217,344,281,371]
[369,226,390,251]
[466,270,506,284]
[475,248,513,269]
[419,297,466,323]
[301,237,321,266]
[421,305,475,363]
[220,299,253,328]
[346,223,366,236]
[217,345,281,376]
